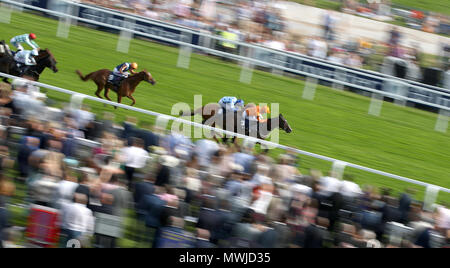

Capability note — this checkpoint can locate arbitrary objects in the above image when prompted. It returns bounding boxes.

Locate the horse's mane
[36,49,55,60]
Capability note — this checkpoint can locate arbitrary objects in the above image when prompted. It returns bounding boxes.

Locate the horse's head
[36,49,58,73]
[279,113,292,133]
[142,69,156,85]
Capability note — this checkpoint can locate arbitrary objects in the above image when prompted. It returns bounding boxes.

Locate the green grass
[392,0,450,16]
[289,0,342,11]
[1,11,449,206]
[288,0,450,16]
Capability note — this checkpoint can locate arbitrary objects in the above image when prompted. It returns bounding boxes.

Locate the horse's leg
[104,87,112,101]
[95,84,104,99]
[116,95,122,110]
[127,95,136,106]
[2,78,9,84]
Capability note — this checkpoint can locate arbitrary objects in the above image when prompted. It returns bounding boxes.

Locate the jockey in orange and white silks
[244,105,270,123]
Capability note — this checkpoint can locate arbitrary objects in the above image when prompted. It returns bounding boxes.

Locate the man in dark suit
[196,197,221,244]
[155,163,171,187]
[75,173,91,205]
[137,122,159,152]
[134,176,155,212]
[17,137,39,178]
[141,188,167,247]
[215,200,238,244]
[399,190,413,224]
[122,118,139,145]
[133,175,155,242]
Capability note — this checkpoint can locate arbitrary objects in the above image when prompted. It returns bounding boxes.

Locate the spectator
[54,170,79,209]
[154,216,194,248]
[0,177,15,248]
[133,173,155,242]
[60,193,95,247]
[323,10,337,41]
[142,186,168,247]
[195,228,216,248]
[194,139,219,169]
[17,137,40,178]
[120,137,148,188]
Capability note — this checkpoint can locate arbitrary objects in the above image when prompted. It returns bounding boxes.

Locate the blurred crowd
[0,78,449,248]
[342,0,450,35]
[82,0,286,44]
[77,0,449,86]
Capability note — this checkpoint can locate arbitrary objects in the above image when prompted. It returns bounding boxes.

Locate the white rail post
[15,0,23,12]
[423,185,440,212]
[382,79,406,107]
[177,33,192,69]
[331,160,347,180]
[435,109,449,133]
[154,114,170,134]
[71,2,80,27]
[394,81,407,107]
[302,77,317,100]
[70,94,85,111]
[0,2,13,24]
[271,54,286,76]
[368,92,383,116]
[240,46,253,84]
[117,18,135,53]
[332,69,345,91]
[56,3,73,39]
[199,30,212,50]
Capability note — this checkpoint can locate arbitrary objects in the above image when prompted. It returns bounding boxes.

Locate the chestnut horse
[76,69,156,108]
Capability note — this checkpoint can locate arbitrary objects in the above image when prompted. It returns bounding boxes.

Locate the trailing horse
[0,44,58,82]
[76,69,156,108]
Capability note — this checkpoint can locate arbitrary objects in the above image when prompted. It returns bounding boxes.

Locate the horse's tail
[76,70,95,81]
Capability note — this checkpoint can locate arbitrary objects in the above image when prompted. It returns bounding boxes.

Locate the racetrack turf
[1,11,449,204]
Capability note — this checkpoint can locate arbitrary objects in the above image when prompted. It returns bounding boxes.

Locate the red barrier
[26,205,61,248]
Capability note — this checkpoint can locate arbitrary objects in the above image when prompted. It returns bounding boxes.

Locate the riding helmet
[29,33,37,40]
[131,62,138,69]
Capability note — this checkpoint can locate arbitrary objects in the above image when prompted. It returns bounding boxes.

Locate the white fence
[0,72,449,207]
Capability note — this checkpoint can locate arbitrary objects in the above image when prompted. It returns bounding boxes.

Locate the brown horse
[76,69,156,108]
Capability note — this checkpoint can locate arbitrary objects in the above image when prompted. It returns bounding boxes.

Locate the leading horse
[181,103,292,144]
[0,42,58,82]
[76,69,156,108]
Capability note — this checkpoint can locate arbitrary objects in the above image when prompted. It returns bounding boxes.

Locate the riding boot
[22,66,30,76]
[15,63,24,75]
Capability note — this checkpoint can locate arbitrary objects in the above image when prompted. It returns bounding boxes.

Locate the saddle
[15,62,29,76]
[108,72,124,91]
